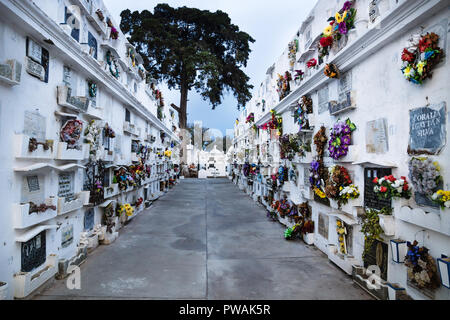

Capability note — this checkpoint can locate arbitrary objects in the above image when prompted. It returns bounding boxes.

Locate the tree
[120,4,255,129]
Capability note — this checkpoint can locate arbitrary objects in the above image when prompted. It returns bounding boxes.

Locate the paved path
[35,179,372,300]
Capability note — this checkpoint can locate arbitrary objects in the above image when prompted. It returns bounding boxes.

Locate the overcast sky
[104,0,318,136]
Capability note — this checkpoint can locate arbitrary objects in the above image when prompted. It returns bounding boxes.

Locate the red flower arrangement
[320,36,333,48]
[306,58,317,68]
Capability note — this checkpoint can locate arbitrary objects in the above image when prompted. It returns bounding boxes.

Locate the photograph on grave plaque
[408,102,446,155]
[21,231,46,272]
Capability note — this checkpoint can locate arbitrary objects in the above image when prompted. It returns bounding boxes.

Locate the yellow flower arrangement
[124,203,134,217]
[314,187,326,198]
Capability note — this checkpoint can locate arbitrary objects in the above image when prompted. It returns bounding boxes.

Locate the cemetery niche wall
[0,0,180,300]
[228,0,450,300]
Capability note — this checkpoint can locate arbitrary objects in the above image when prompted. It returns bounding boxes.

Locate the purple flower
[311,161,320,172]
[342,135,351,145]
[342,1,353,12]
[339,22,348,35]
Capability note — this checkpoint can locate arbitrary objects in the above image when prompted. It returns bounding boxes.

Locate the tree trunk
[179,81,188,129]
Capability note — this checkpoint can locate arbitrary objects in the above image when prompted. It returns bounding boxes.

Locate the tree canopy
[120,4,255,128]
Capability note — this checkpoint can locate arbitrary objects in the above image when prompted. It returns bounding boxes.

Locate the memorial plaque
[0,63,12,80]
[58,173,74,201]
[26,37,42,63]
[329,91,353,115]
[21,175,44,204]
[408,102,446,155]
[318,86,329,114]
[21,231,46,272]
[25,57,45,81]
[84,208,95,231]
[318,213,329,239]
[24,110,46,140]
[366,118,389,154]
[61,224,74,248]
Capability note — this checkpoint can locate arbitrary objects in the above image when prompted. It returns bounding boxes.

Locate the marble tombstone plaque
[61,224,74,248]
[408,102,446,155]
[366,118,389,154]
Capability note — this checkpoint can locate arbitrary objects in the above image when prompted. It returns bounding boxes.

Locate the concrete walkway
[34,178,372,300]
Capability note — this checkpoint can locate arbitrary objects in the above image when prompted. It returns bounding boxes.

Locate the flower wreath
[313,126,328,158]
[325,165,359,207]
[88,82,97,98]
[84,120,102,158]
[408,157,442,196]
[324,63,340,78]
[245,112,255,124]
[309,160,327,198]
[401,32,443,84]
[104,123,116,138]
[405,241,440,289]
[328,118,356,159]
[294,69,304,82]
[106,51,120,79]
[61,119,83,149]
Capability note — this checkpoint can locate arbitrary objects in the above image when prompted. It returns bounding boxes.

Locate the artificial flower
[306,58,317,68]
[323,25,333,37]
[401,48,415,62]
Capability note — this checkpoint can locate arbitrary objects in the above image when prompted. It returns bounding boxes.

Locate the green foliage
[120,4,255,117]
[361,207,392,260]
